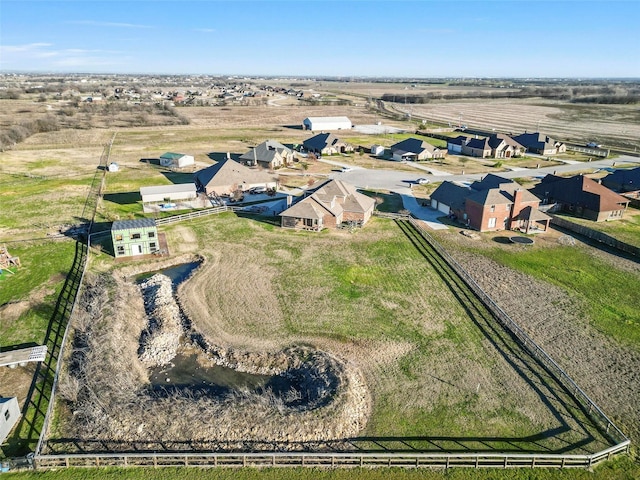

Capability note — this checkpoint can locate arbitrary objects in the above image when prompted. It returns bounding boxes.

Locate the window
[148,231,155,238]
[490,205,495,212]
[150,242,157,249]
[115,234,123,241]
[4,410,9,421]
[487,217,497,228]
[131,233,141,240]
[117,246,125,255]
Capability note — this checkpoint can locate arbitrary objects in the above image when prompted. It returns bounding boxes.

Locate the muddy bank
[55,266,370,451]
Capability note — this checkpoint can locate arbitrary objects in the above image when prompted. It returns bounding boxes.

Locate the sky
[1,0,639,78]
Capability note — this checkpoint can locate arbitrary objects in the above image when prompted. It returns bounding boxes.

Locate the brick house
[430,174,550,233]
[280,179,375,231]
[531,174,629,221]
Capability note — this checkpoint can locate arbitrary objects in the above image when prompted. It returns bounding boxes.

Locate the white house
[302,116,352,131]
[370,145,385,156]
[160,152,195,169]
[0,397,20,445]
[140,183,197,204]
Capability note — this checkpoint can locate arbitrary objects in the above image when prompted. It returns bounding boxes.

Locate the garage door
[437,201,450,214]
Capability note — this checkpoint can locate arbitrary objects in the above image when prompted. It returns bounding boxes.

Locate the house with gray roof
[280,179,375,231]
[390,137,445,161]
[302,133,353,156]
[512,132,566,155]
[601,167,640,194]
[194,160,277,196]
[239,140,293,170]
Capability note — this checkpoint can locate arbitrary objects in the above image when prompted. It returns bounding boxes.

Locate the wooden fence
[155,205,240,226]
[33,443,630,470]
[549,215,639,257]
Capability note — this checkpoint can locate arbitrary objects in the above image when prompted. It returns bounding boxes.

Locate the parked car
[341,166,353,173]
[416,178,430,185]
[586,142,602,148]
[251,186,267,194]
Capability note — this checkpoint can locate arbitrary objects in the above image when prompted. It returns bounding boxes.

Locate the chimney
[514,188,523,208]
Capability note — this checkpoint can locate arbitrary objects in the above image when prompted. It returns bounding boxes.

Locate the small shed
[370,145,385,156]
[140,184,197,204]
[0,397,20,445]
[111,218,159,258]
[160,152,195,169]
[108,162,120,172]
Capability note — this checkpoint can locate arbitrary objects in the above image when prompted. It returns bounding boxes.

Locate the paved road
[324,155,639,229]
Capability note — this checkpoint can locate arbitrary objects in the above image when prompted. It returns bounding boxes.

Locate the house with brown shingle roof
[531,174,629,221]
[194,160,277,196]
[430,174,550,232]
[280,179,375,231]
[239,140,293,170]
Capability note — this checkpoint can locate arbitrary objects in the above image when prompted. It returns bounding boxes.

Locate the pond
[141,261,300,401]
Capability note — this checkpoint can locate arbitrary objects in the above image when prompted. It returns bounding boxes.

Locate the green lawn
[0,240,76,345]
[482,245,640,350]
[554,210,640,249]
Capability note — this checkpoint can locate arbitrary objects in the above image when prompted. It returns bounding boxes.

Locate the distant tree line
[381,85,640,105]
[0,102,189,151]
[0,114,60,151]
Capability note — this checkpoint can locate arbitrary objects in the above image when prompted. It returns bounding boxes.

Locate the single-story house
[302,133,353,156]
[280,179,375,231]
[140,183,197,204]
[0,397,20,445]
[160,152,195,169]
[512,132,566,155]
[531,174,629,221]
[430,174,550,232]
[390,138,445,161]
[302,116,352,131]
[194,159,277,196]
[601,167,640,193]
[111,218,159,258]
[239,140,293,169]
[452,134,525,158]
[370,144,385,156]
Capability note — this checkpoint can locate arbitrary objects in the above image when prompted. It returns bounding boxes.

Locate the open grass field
[553,209,640,249]
[430,227,640,452]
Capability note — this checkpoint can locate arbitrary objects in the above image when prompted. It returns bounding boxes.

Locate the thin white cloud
[0,43,53,53]
[67,20,154,29]
[0,43,128,71]
[194,28,215,33]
